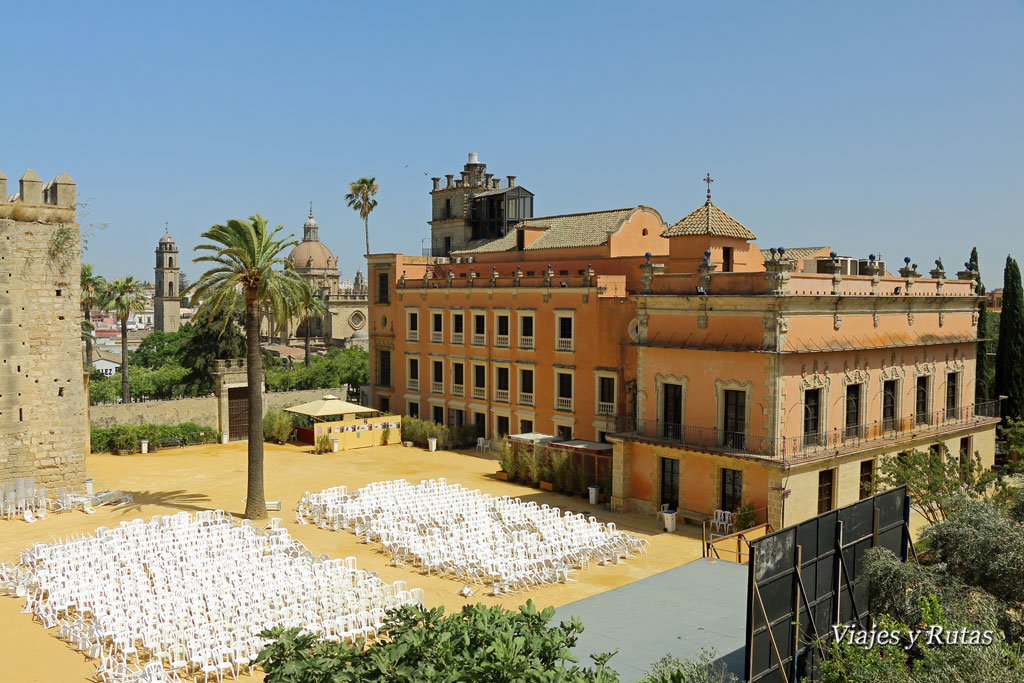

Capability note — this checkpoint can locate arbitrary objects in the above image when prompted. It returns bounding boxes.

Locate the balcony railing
[597,401,615,417]
[452,384,464,398]
[408,378,419,392]
[555,337,573,352]
[556,396,573,412]
[431,331,443,343]
[495,334,509,348]
[472,386,486,400]
[452,332,464,344]
[614,401,1001,462]
[519,336,534,350]
[431,381,443,394]
[407,330,419,342]
[519,392,534,407]
[495,389,509,403]
[472,333,486,346]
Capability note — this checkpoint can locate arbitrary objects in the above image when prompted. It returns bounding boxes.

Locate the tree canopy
[995,256,1024,419]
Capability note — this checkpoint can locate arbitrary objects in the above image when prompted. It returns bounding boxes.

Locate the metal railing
[452,384,464,398]
[495,334,509,348]
[519,336,534,350]
[472,386,486,400]
[495,389,510,403]
[471,333,486,346]
[555,337,573,352]
[452,332,464,344]
[615,401,1001,462]
[519,392,534,407]
[430,331,443,343]
[431,381,443,394]
[556,396,573,412]
[597,402,615,417]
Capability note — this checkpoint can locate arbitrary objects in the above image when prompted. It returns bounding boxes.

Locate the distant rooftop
[662,200,756,240]
[453,207,641,254]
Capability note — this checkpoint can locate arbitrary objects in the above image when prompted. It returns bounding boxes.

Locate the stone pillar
[609,436,632,513]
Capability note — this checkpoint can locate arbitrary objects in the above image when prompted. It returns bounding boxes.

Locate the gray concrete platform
[555,558,747,681]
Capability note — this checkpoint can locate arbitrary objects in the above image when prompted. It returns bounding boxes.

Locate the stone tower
[154,230,181,332]
[0,168,87,490]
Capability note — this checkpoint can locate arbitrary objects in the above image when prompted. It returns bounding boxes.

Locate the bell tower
[154,229,181,332]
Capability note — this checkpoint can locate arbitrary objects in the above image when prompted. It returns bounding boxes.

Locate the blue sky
[3,1,1022,288]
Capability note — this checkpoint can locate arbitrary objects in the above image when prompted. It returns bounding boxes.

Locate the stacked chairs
[1,511,423,683]
[297,479,649,594]
[1,479,82,521]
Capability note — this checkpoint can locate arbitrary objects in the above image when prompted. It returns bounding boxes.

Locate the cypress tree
[971,247,990,403]
[995,256,1024,420]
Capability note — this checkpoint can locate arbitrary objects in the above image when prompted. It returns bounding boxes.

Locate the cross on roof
[703,173,714,201]
[309,201,314,218]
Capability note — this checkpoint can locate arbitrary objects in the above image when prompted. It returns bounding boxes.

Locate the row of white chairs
[1,511,424,683]
[297,479,648,594]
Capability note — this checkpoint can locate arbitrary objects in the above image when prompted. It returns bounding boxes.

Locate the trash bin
[85,478,94,496]
[140,439,149,454]
[661,510,677,533]
[428,437,437,452]
[588,485,599,505]
[221,431,229,444]
[331,438,339,453]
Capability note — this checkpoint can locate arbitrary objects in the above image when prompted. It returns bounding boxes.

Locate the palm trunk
[84,307,93,367]
[304,316,311,367]
[244,291,267,520]
[120,316,130,404]
[364,216,370,257]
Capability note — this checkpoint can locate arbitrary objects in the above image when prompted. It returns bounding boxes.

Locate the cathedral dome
[289,240,335,270]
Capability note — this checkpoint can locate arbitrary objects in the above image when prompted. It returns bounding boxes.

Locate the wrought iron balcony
[614,401,1001,462]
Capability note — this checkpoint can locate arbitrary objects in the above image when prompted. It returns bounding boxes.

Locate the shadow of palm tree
[112,489,216,516]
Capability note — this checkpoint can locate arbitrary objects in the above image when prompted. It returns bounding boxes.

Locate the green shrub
[262,411,294,444]
[91,427,113,453]
[733,503,757,531]
[381,425,391,444]
[107,425,139,453]
[499,437,514,474]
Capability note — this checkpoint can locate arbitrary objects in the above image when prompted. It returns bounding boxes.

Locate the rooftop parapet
[0,169,76,223]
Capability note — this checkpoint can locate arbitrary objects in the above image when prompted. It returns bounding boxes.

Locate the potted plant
[108,426,136,456]
[539,465,555,491]
[315,433,332,454]
[381,425,391,445]
[496,439,513,480]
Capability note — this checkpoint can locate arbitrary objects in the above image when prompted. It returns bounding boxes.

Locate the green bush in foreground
[262,410,294,444]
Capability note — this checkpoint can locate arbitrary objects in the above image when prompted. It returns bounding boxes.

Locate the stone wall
[89,387,350,429]
[0,170,87,489]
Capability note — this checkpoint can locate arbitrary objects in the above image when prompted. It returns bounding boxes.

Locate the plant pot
[540,481,554,491]
[495,471,509,481]
[116,449,131,456]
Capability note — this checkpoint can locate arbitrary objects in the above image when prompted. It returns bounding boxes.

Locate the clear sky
[3,1,1022,289]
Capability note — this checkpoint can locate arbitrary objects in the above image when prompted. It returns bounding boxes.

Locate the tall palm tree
[80,263,106,367]
[188,215,310,520]
[81,319,95,364]
[345,177,379,257]
[102,276,147,404]
[299,294,328,367]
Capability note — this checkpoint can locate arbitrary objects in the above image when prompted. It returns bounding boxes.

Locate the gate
[228,387,249,441]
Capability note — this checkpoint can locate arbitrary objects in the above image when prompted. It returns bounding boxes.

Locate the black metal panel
[745,485,908,683]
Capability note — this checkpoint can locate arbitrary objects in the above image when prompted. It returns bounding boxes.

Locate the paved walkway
[555,557,747,681]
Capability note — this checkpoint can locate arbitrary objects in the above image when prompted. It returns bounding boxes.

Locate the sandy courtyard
[0,441,704,682]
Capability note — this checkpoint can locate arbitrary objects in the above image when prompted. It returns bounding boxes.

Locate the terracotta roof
[662,201,756,240]
[92,349,122,366]
[759,246,827,262]
[453,207,640,254]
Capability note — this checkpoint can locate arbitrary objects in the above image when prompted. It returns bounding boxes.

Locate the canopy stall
[283,395,399,450]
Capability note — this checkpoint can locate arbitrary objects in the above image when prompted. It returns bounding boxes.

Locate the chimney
[445,174,454,189]
[460,171,468,185]
[468,152,479,164]
[484,173,493,187]
[507,175,515,188]
[492,178,500,189]
[431,177,440,191]
[455,179,464,188]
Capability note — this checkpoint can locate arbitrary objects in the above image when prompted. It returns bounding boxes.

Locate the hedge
[400,417,481,450]
[90,422,218,454]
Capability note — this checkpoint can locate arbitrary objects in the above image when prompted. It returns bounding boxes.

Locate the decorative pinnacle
[309,201,314,218]
[703,172,714,201]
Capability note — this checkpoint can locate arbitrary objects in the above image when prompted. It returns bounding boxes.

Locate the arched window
[168,282,174,296]
[169,257,174,268]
